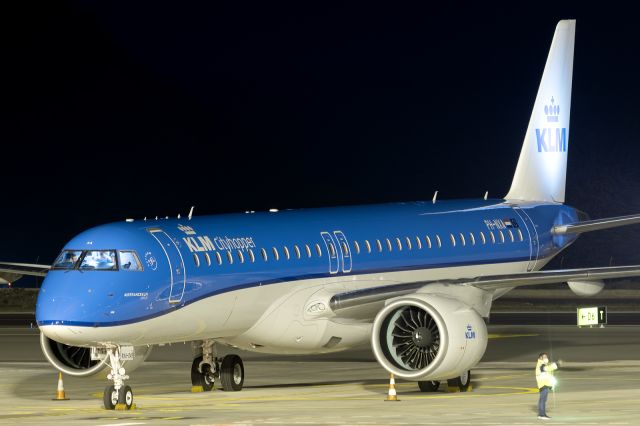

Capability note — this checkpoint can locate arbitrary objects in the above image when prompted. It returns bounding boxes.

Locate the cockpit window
[52,250,83,270]
[79,250,117,270]
[119,251,143,271]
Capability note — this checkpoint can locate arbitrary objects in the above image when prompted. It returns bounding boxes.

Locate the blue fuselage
[36,199,581,329]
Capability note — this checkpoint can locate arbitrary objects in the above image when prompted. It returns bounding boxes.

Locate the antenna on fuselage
[432,191,438,204]
[484,191,488,200]
[178,213,181,219]
[188,206,195,220]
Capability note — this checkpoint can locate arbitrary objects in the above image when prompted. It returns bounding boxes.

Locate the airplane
[3,19,640,410]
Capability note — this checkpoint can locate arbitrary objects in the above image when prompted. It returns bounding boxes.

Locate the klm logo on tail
[535,97,567,152]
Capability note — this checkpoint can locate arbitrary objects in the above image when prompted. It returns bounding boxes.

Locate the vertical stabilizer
[505,20,575,203]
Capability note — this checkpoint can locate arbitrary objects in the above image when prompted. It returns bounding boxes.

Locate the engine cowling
[371,294,487,381]
[40,333,152,377]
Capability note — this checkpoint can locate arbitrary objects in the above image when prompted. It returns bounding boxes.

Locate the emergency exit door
[148,228,186,303]
[320,231,352,274]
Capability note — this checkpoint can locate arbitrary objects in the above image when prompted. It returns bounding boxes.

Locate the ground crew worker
[535,352,558,420]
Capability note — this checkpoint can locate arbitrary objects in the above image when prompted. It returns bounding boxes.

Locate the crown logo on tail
[544,96,560,122]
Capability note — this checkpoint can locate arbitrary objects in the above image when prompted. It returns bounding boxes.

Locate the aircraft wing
[0,262,50,284]
[329,265,640,313]
[552,213,640,235]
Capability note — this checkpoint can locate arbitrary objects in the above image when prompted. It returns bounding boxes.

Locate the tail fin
[505,20,576,203]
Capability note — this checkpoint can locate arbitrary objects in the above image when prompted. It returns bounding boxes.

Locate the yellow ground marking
[488,333,539,339]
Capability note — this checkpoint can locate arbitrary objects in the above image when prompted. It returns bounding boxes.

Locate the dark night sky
[2,2,640,274]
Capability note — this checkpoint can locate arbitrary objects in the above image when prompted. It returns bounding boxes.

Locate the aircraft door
[333,231,352,273]
[513,207,539,272]
[320,232,339,274]
[148,228,186,303]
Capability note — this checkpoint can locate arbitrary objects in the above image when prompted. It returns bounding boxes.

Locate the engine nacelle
[371,294,487,381]
[567,280,604,296]
[40,333,152,377]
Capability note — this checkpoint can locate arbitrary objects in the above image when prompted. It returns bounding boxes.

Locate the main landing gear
[103,347,134,410]
[191,340,245,392]
[417,370,471,393]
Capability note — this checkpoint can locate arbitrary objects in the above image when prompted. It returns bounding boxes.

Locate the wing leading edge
[329,265,640,313]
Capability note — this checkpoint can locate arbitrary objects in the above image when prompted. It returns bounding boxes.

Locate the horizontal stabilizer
[552,213,640,235]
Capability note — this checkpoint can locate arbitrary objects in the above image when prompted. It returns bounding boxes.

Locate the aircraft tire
[418,380,440,392]
[220,354,244,391]
[191,356,215,391]
[447,370,471,392]
[118,385,134,410]
[103,385,117,410]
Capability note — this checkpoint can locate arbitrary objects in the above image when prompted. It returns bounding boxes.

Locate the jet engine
[40,333,152,377]
[371,294,487,381]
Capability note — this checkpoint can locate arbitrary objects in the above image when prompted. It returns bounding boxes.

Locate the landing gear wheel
[418,380,440,392]
[447,370,471,392]
[103,385,118,410]
[191,356,215,391]
[118,385,134,410]
[220,354,244,391]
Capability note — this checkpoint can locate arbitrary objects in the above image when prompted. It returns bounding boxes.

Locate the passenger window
[283,246,290,260]
[508,229,515,242]
[365,240,372,253]
[204,252,211,267]
[216,252,222,265]
[80,250,117,270]
[305,244,312,258]
[193,253,200,267]
[261,248,268,262]
[272,247,280,261]
[415,236,422,249]
[489,231,496,244]
[294,245,301,259]
[353,241,361,254]
[435,234,442,248]
[237,250,245,263]
[479,231,486,244]
[459,233,466,246]
[328,243,336,257]
[385,238,392,252]
[53,250,83,270]
[376,239,383,253]
[341,241,348,255]
[119,251,143,271]
[226,251,234,264]
[425,235,432,249]
[499,230,505,243]
[517,229,524,242]
[450,233,456,247]
[315,243,322,257]
[469,233,475,246]
[395,237,402,251]
[248,249,255,263]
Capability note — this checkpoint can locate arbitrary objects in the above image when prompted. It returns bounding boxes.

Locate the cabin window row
[192,243,325,268]
[350,228,524,255]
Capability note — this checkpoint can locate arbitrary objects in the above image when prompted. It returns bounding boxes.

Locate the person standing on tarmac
[535,352,559,420]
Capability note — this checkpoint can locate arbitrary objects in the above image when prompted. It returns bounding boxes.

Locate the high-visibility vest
[535,360,557,389]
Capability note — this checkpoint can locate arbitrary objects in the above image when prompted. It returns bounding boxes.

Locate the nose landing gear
[103,346,134,410]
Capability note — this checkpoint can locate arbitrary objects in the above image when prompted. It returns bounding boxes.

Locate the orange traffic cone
[385,373,400,401]
[52,372,70,401]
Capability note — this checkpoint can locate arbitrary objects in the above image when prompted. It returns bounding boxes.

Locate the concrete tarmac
[2,324,640,425]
